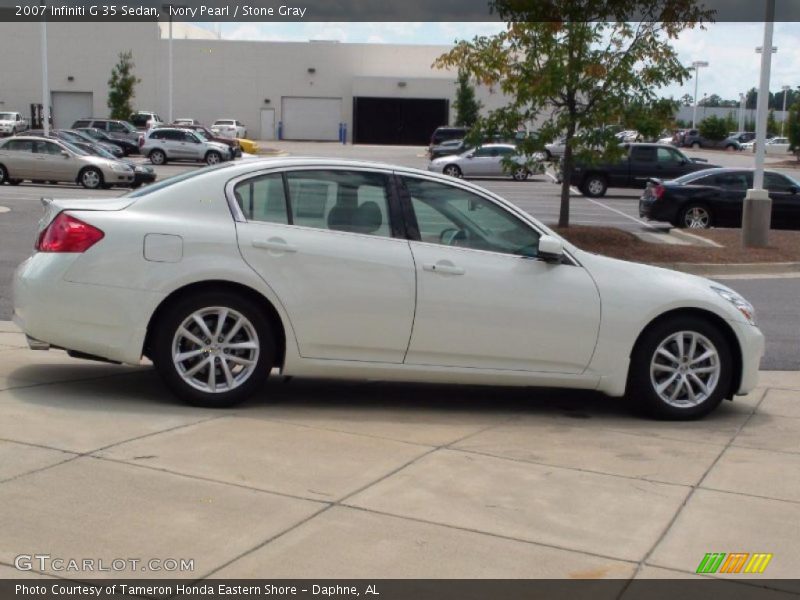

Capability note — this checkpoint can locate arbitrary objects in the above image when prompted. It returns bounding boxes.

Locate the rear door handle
[252,238,298,253]
[423,261,465,276]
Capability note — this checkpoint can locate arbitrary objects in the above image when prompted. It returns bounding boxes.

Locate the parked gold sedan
[0,135,134,189]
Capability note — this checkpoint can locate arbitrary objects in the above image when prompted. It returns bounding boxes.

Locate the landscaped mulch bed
[555,226,800,264]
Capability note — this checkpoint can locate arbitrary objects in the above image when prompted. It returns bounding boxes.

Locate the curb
[652,261,800,277]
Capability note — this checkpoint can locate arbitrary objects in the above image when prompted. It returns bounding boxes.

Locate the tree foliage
[621,98,679,140]
[766,109,778,137]
[787,101,800,161]
[453,70,482,128]
[434,0,711,227]
[698,115,727,140]
[107,51,140,120]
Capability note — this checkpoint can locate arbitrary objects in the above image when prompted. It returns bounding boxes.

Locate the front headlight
[712,286,756,325]
[110,163,132,173]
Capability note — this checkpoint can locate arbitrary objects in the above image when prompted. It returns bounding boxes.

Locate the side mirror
[61,151,70,158]
[538,234,564,263]
[790,185,798,195]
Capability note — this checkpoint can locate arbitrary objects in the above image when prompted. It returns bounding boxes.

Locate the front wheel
[151,292,275,408]
[205,150,222,165]
[628,316,732,420]
[443,164,462,178]
[679,204,713,229]
[0,164,7,184]
[691,141,701,149]
[79,167,103,190]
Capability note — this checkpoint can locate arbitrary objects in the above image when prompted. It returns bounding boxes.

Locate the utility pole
[40,2,50,135]
[781,85,791,136]
[691,61,708,129]
[742,0,775,248]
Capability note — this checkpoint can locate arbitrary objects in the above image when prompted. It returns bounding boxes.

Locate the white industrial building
[0,21,510,143]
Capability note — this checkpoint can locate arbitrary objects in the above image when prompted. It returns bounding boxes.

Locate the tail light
[36,213,104,253]
[138,134,144,147]
[653,184,665,200]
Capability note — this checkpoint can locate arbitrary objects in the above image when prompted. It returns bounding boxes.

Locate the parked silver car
[0,135,134,189]
[427,143,541,181]
[141,127,234,165]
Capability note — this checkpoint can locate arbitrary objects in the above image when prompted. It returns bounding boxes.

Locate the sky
[196,21,800,102]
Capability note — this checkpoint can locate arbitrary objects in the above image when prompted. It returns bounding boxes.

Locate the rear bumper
[638,198,678,224]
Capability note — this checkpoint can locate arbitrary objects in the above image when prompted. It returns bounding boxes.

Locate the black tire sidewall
[206,151,221,165]
[444,165,461,178]
[152,292,275,408]
[150,150,166,165]
[0,164,7,184]
[628,315,732,420]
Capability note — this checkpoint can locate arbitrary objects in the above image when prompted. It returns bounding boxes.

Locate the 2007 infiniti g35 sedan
[13,159,764,419]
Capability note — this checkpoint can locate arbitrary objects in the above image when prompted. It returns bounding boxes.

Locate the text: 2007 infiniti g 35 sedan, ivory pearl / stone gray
[13,159,764,419]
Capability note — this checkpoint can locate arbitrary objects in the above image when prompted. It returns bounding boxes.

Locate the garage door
[51,91,93,129]
[353,97,449,145]
[282,97,341,141]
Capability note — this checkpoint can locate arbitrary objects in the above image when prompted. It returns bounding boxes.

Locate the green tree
[699,115,727,140]
[107,51,140,120]
[766,109,778,137]
[434,0,711,227]
[787,101,800,161]
[622,98,679,141]
[453,70,482,128]
[723,111,738,134]
[680,93,693,107]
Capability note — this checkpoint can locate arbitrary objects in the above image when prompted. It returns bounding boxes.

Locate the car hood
[80,155,123,169]
[431,154,463,163]
[574,249,749,325]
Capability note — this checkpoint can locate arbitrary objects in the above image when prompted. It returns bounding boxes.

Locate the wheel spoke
[653,363,678,373]
[175,348,204,363]
[184,356,211,378]
[220,358,235,388]
[178,327,205,347]
[223,316,244,343]
[657,347,679,364]
[657,372,679,394]
[688,372,709,395]
[207,357,217,391]
[223,341,258,351]
[691,349,716,364]
[226,354,255,366]
[669,377,684,401]
[688,334,697,361]
[192,315,214,341]
[676,333,685,359]
[684,376,697,403]
[214,308,229,339]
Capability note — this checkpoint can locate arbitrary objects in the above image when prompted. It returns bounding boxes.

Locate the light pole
[739,93,746,132]
[690,61,709,129]
[742,0,775,248]
[781,85,791,136]
[40,2,50,135]
[168,8,173,124]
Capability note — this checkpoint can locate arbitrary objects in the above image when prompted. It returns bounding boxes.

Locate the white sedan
[13,158,763,419]
[211,119,247,139]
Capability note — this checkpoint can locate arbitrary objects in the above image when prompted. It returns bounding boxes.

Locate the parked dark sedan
[26,129,124,158]
[70,141,156,188]
[639,168,800,229]
[75,127,139,156]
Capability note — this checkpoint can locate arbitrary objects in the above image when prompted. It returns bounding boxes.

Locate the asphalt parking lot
[0,322,799,584]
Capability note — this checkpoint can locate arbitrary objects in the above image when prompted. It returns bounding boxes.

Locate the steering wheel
[440,228,468,246]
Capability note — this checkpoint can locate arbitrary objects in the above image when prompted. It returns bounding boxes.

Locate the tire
[0,164,7,185]
[149,149,167,165]
[628,316,732,420]
[8,179,21,186]
[725,144,736,152]
[691,141,701,149]
[543,149,552,161]
[581,174,608,198]
[443,164,462,178]
[512,166,529,181]
[151,292,275,408]
[79,167,103,190]
[205,150,222,165]
[678,203,713,229]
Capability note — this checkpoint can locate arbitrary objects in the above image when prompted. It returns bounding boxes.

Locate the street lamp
[40,1,50,135]
[739,93,746,132]
[742,0,776,248]
[690,60,709,129]
[162,4,187,124]
[781,85,791,136]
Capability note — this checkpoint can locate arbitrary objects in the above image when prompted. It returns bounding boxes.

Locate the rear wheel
[152,292,275,408]
[512,166,529,181]
[443,164,462,178]
[628,316,732,420]
[8,179,21,186]
[679,204,713,229]
[0,164,7,184]
[79,168,103,190]
[691,141,701,149]
[149,149,166,165]
[581,174,608,198]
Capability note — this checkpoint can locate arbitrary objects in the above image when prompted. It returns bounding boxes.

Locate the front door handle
[423,261,465,276]
[252,238,297,253]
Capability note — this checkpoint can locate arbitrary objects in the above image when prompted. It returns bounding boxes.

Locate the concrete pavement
[0,320,798,587]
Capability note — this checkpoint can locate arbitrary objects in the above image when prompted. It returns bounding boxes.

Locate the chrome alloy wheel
[649,331,720,408]
[683,206,711,228]
[171,307,260,393]
[82,169,101,189]
[586,178,605,196]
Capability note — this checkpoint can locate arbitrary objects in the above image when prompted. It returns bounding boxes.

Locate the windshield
[194,130,209,140]
[0,112,15,120]
[215,120,233,126]
[89,144,117,160]
[124,161,236,198]
[61,141,89,156]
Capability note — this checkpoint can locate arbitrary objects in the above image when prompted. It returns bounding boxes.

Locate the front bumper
[729,319,765,395]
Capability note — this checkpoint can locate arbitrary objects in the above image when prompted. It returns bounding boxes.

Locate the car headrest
[327,201,382,235]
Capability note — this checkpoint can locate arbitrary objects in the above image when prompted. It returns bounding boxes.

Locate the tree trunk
[558,128,576,228]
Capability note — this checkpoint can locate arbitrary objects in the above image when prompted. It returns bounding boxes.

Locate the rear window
[73,120,91,128]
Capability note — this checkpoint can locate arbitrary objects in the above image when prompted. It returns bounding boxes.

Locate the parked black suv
[568,143,719,197]
[429,126,468,151]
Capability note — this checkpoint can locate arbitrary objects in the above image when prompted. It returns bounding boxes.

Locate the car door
[628,146,657,187]
[0,138,36,178]
[765,172,800,227]
[32,140,71,180]
[711,172,750,226]
[656,147,690,180]
[400,175,601,373]
[462,146,497,176]
[234,168,416,362]
[181,131,204,160]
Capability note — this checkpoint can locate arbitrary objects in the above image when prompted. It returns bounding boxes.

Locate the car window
[33,141,63,155]
[285,170,392,237]
[495,146,515,156]
[149,130,165,140]
[3,139,34,152]
[402,176,540,257]
[234,173,288,224]
[765,172,794,193]
[73,120,91,128]
[657,147,681,164]
[716,173,749,189]
[630,146,657,162]
[473,147,494,157]
[108,122,127,133]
